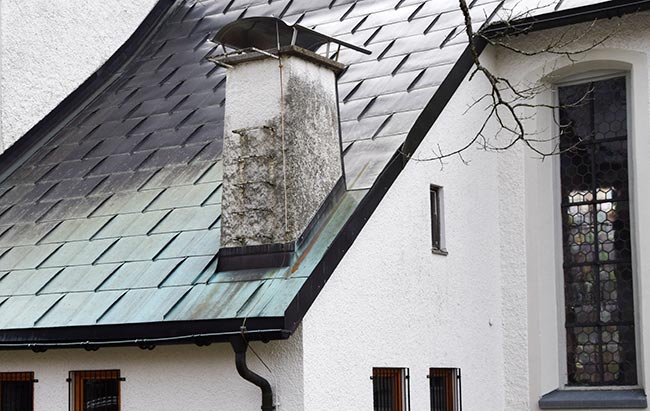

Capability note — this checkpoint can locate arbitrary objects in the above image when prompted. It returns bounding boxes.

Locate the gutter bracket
[230,335,276,411]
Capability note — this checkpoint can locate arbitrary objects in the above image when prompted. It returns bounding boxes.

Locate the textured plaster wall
[0,328,304,411]
[300,49,512,411]
[299,15,650,411]
[0,0,157,151]
[493,12,650,410]
[296,13,650,411]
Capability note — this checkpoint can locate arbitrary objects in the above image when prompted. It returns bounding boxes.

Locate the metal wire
[0,329,288,349]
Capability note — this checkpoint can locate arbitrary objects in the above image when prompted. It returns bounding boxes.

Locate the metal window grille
[429,368,461,411]
[0,372,35,411]
[68,370,122,411]
[558,76,636,386]
[372,368,410,411]
[430,185,444,252]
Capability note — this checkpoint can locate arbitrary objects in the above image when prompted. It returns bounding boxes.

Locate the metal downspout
[231,337,275,411]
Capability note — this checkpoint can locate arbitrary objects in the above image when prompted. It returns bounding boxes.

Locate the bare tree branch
[408,0,621,166]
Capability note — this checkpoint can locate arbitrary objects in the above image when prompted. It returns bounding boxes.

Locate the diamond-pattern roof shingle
[0,0,615,339]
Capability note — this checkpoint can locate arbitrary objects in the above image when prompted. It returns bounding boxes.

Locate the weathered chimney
[211,18,369,265]
[220,50,342,248]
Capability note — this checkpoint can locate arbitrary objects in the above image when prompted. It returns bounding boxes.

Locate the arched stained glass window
[558,75,637,386]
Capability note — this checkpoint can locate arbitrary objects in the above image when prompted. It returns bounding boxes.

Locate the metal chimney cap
[212,17,371,56]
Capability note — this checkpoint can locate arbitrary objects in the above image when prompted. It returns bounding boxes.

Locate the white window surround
[556,74,636,387]
[522,49,650,408]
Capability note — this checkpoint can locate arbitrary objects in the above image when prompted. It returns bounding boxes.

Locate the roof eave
[482,0,650,38]
[0,317,290,350]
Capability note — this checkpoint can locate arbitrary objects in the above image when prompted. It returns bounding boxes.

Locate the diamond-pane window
[558,76,637,386]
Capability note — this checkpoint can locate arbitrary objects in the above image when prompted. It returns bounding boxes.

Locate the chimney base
[217,242,295,271]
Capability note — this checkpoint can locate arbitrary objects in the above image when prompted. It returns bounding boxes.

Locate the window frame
[371,367,410,411]
[428,368,461,411]
[430,184,447,255]
[520,50,650,408]
[68,369,122,411]
[552,71,642,388]
[0,372,35,411]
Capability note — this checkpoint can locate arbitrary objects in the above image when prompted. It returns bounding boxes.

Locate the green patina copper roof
[7,0,618,342]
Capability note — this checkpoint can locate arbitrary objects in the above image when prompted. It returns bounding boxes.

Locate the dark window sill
[539,389,647,409]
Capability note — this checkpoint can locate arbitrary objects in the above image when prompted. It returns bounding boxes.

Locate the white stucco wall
[298,10,650,411]
[0,0,157,151]
[300,49,513,411]
[0,328,304,411]
[493,12,650,411]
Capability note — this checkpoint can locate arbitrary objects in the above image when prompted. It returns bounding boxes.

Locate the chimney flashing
[217,177,347,272]
[217,242,296,271]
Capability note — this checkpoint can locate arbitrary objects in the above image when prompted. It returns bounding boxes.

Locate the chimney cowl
[211,16,371,58]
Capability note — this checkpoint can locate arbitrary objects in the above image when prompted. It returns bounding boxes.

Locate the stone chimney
[210,17,369,259]
[220,49,343,248]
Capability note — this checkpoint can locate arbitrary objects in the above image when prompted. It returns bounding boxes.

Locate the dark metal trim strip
[483,0,650,37]
[0,317,289,350]
[0,0,178,183]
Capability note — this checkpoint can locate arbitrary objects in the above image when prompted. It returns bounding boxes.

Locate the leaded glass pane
[558,76,636,386]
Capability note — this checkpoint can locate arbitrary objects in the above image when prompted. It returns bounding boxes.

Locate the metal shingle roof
[0,0,621,343]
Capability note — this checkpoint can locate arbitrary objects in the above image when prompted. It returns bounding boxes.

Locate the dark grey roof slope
[0,0,636,346]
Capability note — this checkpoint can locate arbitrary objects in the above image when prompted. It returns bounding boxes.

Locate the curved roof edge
[0,0,178,184]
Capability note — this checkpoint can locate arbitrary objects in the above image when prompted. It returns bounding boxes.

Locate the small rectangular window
[429,368,461,411]
[0,372,34,411]
[430,185,446,255]
[69,370,121,411]
[372,368,410,411]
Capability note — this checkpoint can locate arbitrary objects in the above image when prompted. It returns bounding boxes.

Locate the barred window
[0,372,34,411]
[69,370,121,411]
[558,75,636,386]
[429,368,461,411]
[372,368,410,411]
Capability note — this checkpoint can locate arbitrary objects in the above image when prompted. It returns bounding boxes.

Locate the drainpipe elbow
[231,337,275,411]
